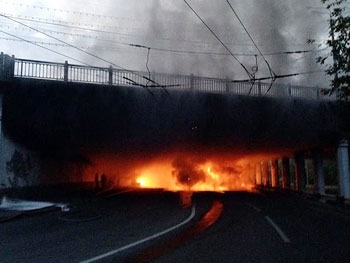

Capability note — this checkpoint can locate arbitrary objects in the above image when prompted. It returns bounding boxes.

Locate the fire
[131,156,257,192]
[136,177,147,187]
[84,151,277,192]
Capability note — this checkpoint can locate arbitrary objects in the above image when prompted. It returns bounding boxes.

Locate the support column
[270,159,278,188]
[0,92,2,135]
[313,149,325,195]
[256,163,262,186]
[0,92,4,186]
[295,152,306,191]
[282,157,290,189]
[262,162,269,187]
[337,139,350,199]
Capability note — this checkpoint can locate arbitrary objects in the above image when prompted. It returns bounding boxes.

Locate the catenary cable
[0,29,90,65]
[183,0,252,80]
[0,13,172,92]
[226,0,276,93]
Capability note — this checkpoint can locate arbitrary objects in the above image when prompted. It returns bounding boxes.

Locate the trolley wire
[226,0,276,93]
[0,13,175,93]
[183,0,252,80]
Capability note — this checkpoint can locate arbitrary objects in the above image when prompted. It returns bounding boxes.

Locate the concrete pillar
[281,157,290,189]
[262,162,269,187]
[337,139,350,199]
[270,159,278,188]
[295,152,306,191]
[0,92,4,187]
[0,92,2,134]
[256,163,262,186]
[313,149,325,195]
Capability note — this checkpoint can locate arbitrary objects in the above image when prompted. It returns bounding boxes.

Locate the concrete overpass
[1,53,350,200]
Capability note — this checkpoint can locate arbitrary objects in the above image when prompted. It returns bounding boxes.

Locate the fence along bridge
[1,52,329,100]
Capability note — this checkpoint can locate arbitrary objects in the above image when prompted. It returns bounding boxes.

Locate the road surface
[1,190,349,263]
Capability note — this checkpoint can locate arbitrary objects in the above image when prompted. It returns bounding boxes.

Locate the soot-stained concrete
[2,78,349,157]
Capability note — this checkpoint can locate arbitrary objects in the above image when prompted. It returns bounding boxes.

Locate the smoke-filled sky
[0,0,337,87]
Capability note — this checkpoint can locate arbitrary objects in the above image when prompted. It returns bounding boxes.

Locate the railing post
[10,55,15,78]
[64,61,68,82]
[108,65,113,86]
[0,52,3,80]
[316,86,320,100]
[226,78,230,93]
[288,83,292,97]
[258,81,262,96]
[190,74,194,91]
[20,59,23,77]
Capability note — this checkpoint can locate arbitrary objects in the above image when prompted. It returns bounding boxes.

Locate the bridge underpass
[1,54,350,263]
[1,53,350,200]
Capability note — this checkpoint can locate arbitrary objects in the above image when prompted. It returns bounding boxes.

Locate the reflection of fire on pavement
[179,191,192,208]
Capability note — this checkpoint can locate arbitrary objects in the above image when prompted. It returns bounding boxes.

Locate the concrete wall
[2,78,350,188]
[0,91,40,189]
[3,78,349,157]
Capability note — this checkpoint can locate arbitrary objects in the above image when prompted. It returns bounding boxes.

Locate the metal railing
[0,55,334,100]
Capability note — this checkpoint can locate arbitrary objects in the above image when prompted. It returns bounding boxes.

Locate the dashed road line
[245,203,261,212]
[265,216,291,243]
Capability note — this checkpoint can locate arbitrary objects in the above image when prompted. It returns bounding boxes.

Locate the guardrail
[0,53,334,100]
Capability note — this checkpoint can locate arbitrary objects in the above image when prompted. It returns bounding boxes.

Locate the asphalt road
[1,190,350,263]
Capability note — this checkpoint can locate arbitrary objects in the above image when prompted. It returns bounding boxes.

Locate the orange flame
[84,151,278,192]
[133,158,256,192]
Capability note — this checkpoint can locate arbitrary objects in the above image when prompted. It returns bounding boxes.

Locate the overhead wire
[225,0,276,93]
[183,0,252,80]
[0,29,325,92]
[0,29,90,65]
[1,2,136,21]
[0,13,126,69]
[231,70,325,83]
[1,25,325,58]
[0,6,329,92]
[1,13,329,58]
[0,13,173,93]
[1,12,231,46]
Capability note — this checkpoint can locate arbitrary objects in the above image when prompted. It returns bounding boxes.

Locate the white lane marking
[79,204,196,263]
[245,203,261,212]
[265,216,291,243]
